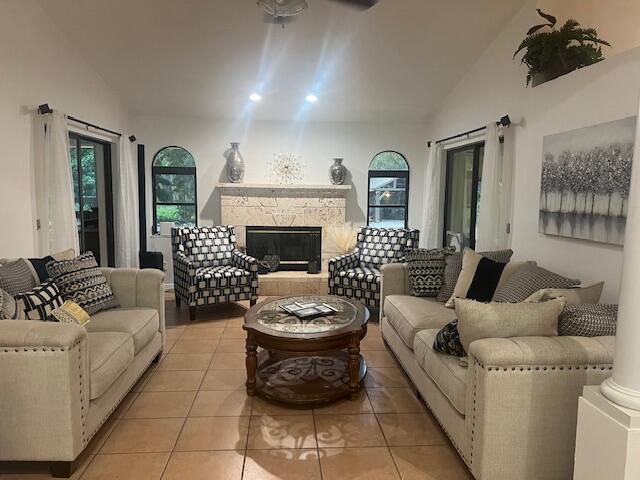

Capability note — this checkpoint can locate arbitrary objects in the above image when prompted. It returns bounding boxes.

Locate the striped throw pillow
[46,252,119,315]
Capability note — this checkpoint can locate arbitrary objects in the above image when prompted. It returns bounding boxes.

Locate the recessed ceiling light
[305,94,318,103]
[249,92,262,102]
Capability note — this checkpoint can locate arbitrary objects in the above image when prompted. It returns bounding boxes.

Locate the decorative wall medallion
[269,152,304,184]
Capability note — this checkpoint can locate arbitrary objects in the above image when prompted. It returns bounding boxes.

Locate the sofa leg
[50,460,77,478]
[189,306,197,321]
[250,299,257,307]
[152,351,162,363]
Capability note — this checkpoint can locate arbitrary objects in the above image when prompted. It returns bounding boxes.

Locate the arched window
[367,151,409,228]
[152,146,197,233]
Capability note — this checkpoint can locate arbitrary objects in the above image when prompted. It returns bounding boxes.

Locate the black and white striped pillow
[14,281,65,321]
[46,252,118,315]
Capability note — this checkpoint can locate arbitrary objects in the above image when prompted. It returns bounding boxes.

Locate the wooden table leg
[246,333,257,396]
[348,339,361,400]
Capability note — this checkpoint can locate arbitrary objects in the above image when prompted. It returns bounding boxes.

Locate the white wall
[135,115,428,284]
[0,0,130,257]
[426,0,640,302]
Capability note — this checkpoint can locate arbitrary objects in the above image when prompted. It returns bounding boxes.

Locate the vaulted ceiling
[38,0,526,122]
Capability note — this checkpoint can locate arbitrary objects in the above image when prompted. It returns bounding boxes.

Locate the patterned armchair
[172,226,258,320]
[328,227,420,309]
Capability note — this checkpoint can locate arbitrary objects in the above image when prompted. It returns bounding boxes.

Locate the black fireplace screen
[246,226,321,271]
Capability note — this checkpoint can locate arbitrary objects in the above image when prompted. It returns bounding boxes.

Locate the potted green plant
[514,9,610,87]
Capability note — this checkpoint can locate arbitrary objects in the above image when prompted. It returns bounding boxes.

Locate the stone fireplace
[217,183,351,271]
[217,183,351,295]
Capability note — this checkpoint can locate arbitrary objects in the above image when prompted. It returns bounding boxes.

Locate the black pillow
[28,256,55,283]
[433,320,466,357]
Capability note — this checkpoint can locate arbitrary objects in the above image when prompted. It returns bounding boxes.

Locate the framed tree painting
[539,116,637,245]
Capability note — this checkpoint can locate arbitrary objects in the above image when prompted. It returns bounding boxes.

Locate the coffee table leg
[246,333,257,396]
[348,341,361,400]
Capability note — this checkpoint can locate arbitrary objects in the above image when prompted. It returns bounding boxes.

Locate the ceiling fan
[259,0,379,26]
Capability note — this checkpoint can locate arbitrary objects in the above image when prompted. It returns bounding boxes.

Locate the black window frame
[68,132,116,267]
[367,150,410,229]
[152,146,198,234]
[442,138,503,249]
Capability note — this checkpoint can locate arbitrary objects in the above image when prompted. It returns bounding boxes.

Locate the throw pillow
[492,263,580,303]
[444,249,528,308]
[559,304,617,337]
[455,297,566,352]
[46,252,119,315]
[0,259,37,296]
[28,248,77,284]
[524,282,604,306]
[433,319,465,356]
[50,300,91,326]
[436,249,513,303]
[14,281,65,320]
[0,288,26,320]
[406,247,455,297]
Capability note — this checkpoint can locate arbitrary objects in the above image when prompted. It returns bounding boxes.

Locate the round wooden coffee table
[243,295,369,406]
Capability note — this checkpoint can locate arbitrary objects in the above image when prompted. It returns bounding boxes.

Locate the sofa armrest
[0,321,90,461]
[380,263,410,311]
[100,268,166,336]
[328,251,359,273]
[466,335,614,480]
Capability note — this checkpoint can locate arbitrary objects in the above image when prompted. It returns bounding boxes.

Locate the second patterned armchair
[328,227,419,309]
[172,226,258,320]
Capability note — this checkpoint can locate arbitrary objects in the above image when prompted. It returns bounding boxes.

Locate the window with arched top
[152,146,197,233]
[367,151,409,228]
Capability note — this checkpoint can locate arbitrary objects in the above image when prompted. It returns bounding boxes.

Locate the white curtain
[421,143,443,248]
[34,111,79,256]
[476,122,509,250]
[115,137,139,267]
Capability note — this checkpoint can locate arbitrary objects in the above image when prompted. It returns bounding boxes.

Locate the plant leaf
[527,23,552,35]
[536,9,556,26]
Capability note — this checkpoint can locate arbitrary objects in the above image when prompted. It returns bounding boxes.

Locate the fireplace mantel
[216,183,351,197]
[218,182,349,271]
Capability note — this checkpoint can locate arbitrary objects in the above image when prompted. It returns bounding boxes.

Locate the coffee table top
[244,295,368,338]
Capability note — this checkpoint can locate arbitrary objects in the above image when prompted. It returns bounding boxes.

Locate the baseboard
[163,283,174,291]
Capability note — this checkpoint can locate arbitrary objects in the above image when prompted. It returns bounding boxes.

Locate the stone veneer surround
[217,183,351,271]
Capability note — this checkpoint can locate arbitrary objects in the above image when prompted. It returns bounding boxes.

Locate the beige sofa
[0,268,165,477]
[380,263,615,480]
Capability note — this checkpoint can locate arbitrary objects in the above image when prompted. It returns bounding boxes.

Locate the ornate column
[600,109,640,411]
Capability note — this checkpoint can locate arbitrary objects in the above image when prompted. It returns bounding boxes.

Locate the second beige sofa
[380,262,615,480]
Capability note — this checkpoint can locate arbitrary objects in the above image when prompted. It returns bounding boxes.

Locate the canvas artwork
[539,116,637,245]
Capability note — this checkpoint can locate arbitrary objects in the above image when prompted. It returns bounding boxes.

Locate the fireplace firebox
[246,226,321,272]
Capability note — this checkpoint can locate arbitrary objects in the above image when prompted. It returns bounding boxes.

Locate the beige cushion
[445,248,530,308]
[384,295,456,350]
[524,282,604,306]
[414,329,467,415]
[88,332,134,400]
[455,297,566,352]
[88,308,159,354]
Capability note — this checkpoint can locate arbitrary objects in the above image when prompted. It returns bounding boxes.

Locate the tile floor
[0,296,473,480]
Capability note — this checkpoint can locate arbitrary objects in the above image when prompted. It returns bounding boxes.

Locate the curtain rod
[38,103,137,142]
[427,115,511,148]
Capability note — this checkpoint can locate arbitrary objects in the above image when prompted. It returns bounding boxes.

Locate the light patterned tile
[318,447,400,480]
[243,449,321,480]
[314,414,386,448]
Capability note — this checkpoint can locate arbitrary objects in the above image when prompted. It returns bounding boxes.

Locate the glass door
[443,143,484,250]
[69,133,115,266]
